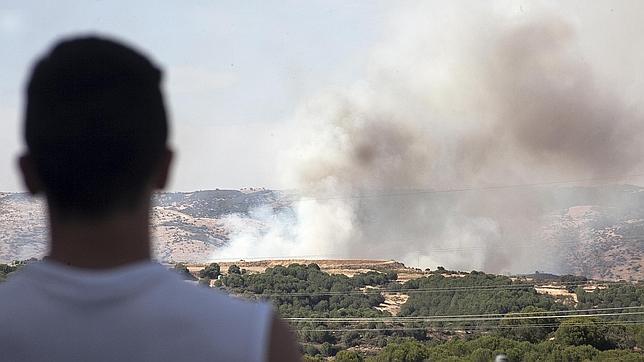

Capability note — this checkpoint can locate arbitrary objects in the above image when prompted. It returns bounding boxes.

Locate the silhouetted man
[0,36,300,361]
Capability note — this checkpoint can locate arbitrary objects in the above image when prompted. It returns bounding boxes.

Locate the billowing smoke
[218,4,644,273]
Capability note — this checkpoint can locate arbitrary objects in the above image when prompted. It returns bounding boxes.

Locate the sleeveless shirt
[0,260,272,361]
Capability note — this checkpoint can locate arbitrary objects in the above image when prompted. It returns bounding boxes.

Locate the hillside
[0,189,284,263]
[0,185,643,280]
[181,260,643,360]
[1,258,642,360]
[187,259,419,283]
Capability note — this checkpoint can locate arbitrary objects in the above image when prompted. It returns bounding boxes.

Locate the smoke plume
[218,4,644,273]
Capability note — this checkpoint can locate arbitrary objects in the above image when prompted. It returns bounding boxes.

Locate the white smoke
[217,3,644,273]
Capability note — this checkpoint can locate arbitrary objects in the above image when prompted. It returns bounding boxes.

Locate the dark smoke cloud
[219,6,644,274]
[477,18,642,178]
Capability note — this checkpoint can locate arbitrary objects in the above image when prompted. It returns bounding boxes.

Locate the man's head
[20,36,172,220]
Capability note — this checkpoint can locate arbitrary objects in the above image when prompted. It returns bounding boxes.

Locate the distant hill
[0,186,642,280]
[154,189,282,218]
[0,189,285,264]
[150,189,287,262]
[538,186,644,281]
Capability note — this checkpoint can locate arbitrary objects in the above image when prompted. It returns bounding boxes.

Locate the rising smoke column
[219,4,644,273]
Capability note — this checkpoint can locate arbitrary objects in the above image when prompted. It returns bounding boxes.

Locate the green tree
[341,331,361,347]
[0,264,13,282]
[319,342,337,357]
[384,270,398,281]
[223,273,244,288]
[198,263,221,279]
[555,318,620,350]
[498,306,557,343]
[596,349,644,361]
[399,272,564,323]
[372,341,429,362]
[469,348,494,362]
[335,350,363,362]
[173,263,197,281]
[303,354,323,362]
[560,345,598,361]
[228,264,241,274]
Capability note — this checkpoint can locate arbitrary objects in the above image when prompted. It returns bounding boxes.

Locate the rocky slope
[0,186,642,280]
[0,189,284,263]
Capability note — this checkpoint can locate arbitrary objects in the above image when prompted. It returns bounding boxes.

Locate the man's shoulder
[122,265,272,327]
[0,262,275,360]
[0,270,38,303]
[139,270,275,360]
[0,264,275,361]
[155,274,266,315]
[0,261,267,319]
[0,271,49,327]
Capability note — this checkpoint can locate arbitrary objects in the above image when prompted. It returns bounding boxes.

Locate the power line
[232,281,628,298]
[295,321,644,333]
[209,235,644,261]
[286,310,644,323]
[284,306,644,322]
[279,173,644,202]
[416,236,644,253]
[238,286,542,298]
[294,320,644,332]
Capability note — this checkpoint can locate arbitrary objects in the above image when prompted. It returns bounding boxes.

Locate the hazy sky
[0,0,392,191]
[2,1,644,191]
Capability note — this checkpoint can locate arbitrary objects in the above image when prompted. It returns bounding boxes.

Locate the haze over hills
[0,185,642,281]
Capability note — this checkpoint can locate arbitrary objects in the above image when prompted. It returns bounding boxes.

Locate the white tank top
[0,260,273,361]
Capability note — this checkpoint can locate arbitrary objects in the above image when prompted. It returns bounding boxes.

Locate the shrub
[198,263,220,279]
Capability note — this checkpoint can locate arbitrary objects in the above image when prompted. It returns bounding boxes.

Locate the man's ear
[18,153,43,195]
[155,147,173,189]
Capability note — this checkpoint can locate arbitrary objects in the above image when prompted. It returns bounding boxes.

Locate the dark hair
[24,36,168,218]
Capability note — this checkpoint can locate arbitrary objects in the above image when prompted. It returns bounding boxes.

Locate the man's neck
[47,204,152,270]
